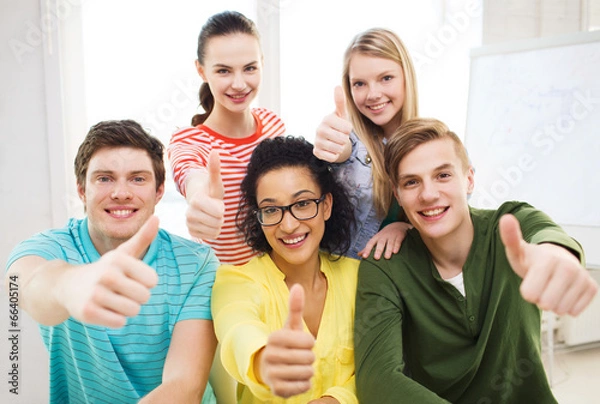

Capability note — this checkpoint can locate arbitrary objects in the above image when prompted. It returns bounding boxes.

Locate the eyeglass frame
[254,194,327,226]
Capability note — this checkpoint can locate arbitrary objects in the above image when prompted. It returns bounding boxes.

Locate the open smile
[106,209,137,218]
[419,207,449,218]
[367,101,390,111]
[280,233,307,246]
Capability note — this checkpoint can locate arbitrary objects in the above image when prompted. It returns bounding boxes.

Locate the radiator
[559,269,600,346]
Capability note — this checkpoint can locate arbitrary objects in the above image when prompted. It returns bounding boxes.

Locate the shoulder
[470,201,554,236]
[325,254,360,273]
[252,107,286,133]
[216,255,270,282]
[156,229,219,266]
[251,107,280,120]
[360,234,425,280]
[7,219,82,269]
[324,255,360,292]
[168,125,211,144]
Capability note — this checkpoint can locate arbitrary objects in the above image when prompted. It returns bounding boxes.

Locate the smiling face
[78,146,164,254]
[348,53,406,138]
[256,166,332,273]
[197,33,262,115]
[394,138,474,244]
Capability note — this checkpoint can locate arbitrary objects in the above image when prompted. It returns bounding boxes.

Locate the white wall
[1,0,55,402]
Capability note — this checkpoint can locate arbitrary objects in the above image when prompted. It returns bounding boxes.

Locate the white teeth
[230,94,246,99]
[110,210,133,217]
[422,208,445,217]
[282,235,306,245]
[369,102,387,111]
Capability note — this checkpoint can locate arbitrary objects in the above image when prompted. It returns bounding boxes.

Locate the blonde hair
[384,118,470,187]
[342,28,419,217]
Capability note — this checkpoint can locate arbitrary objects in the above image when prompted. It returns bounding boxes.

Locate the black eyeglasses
[255,194,326,226]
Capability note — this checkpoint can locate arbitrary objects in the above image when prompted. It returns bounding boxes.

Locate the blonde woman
[314,28,418,260]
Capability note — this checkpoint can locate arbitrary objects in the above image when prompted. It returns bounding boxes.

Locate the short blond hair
[384,118,469,187]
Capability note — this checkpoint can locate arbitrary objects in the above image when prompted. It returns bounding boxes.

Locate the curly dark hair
[236,136,355,257]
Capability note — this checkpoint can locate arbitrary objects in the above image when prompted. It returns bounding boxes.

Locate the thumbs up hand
[314,86,353,163]
[257,284,316,398]
[55,216,160,328]
[499,214,598,316]
[185,149,226,240]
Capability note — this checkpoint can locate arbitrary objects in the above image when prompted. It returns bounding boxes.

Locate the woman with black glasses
[211,136,359,404]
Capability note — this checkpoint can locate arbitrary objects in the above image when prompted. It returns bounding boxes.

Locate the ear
[195,60,206,82]
[466,166,475,195]
[77,182,86,203]
[391,181,402,206]
[323,193,333,221]
[155,183,165,205]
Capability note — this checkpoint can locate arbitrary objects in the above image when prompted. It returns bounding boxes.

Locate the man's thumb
[499,214,527,276]
[117,215,159,258]
[207,149,224,200]
[285,284,305,331]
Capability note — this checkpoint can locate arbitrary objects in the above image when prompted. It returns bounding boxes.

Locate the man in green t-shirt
[354,118,598,403]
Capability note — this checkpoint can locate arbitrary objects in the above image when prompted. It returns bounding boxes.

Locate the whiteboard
[465,31,600,267]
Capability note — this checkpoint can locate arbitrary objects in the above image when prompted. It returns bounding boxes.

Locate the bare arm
[5,217,159,328]
[140,319,218,403]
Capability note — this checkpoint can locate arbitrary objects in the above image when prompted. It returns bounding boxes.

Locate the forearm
[184,169,209,200]
[139,379,205,404]
[321,375,357,404]
[141,320,217,404]
[6,258,71,326]
[357,367,449,404]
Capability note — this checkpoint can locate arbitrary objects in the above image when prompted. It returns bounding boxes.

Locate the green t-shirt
[355,202,584,403]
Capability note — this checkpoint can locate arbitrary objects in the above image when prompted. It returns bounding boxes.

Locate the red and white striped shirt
[168,108,286,265]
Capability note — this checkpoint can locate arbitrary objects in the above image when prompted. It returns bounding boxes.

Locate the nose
[366,84,382,101]
[111,181,133,200]
[231,72,246,91]
[419,180,439,203]
[279,209,300,232]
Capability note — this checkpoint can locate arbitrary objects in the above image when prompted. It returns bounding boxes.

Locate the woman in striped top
[168,11,286,265]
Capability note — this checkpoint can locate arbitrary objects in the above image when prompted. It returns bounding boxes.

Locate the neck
[271,252,324,293]
[203,106,255,139]
[421,219,474,279]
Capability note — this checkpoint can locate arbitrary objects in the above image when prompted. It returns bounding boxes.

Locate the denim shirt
[333,132,382,259]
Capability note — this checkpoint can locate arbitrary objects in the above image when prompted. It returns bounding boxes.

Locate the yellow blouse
[211,252,359,404]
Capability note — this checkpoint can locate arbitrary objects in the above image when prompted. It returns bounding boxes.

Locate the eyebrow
[350,69,399,81]
[258,189,317,206]
[398,163,455,180]
[90,169,153,176]
[212,61,259,69]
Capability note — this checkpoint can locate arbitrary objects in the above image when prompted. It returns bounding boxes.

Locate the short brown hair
[74,120,165,191]
[384,118,469,187]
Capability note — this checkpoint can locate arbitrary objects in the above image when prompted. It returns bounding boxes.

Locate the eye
[382,75,394,82]
[132,176,146,183]
[98,176,111,183]
[438,172,452,180]
[294,200,313,209]
[402,179,418,188]
[245,65,258,72]
[216,68,229,74]
[262,206,280,216]
[352,81,365,88]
